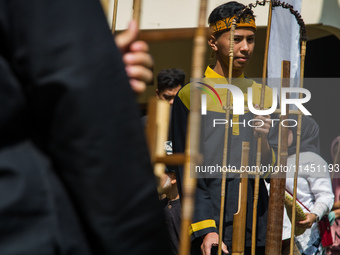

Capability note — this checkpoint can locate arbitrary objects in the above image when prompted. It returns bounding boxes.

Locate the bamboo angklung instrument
[111,0,119,33]
[265,60,290,255]
[212,2,307,254]
[251,2,273,254]
[145,97,170,184]
[178,0,208,254]
[134,0,169,184]
[218,3,270,254]
[261,3,309,254]
[232,142,250,255]
[244,2,308,255]
[218,18,237,255]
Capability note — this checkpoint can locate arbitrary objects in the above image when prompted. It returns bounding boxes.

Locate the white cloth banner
[268,0,302,95]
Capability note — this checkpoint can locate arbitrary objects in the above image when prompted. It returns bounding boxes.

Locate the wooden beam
[116,28,211,42]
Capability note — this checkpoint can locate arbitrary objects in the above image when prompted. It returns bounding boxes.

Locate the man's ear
[208,35,218,52]
[155,89,160,99]
[170,178,177,185]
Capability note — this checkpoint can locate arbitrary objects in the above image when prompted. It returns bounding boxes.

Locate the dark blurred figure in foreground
[0,0,169,254]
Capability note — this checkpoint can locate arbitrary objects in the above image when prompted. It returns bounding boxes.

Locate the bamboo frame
[207,1,308,254]
[178,0,208,254]
[289,39,307,255]
[127,1,308,254]
[218,18,237,255]
[145,98,170,183]
[144,0,208,251]
[251,3,273,254]
[179,121,197,255]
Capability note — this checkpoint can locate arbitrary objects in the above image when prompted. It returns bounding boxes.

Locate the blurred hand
[296,213,317,229]
[115,20,153,94]
[201,232,229,255]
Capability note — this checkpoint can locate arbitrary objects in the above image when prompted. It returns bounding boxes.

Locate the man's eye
[247,38,255,43]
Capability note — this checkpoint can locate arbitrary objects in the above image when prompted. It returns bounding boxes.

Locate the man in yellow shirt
[172,2,277,254]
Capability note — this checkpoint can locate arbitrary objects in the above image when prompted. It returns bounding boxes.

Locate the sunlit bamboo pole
[217,18,237,255]
[132,0,142,28]
[231,142,250,255]
[178,0,208,254]
[289,39,307,255]
[251,2,273,254]
[111,0,119,33]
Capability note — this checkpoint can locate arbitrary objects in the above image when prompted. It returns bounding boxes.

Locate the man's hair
[157,68,186,92]
[208,1,255,24]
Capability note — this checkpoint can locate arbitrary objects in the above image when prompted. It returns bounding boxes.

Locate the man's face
[211,28,255,71]
[158,172,175,195]
[156,85,182,106]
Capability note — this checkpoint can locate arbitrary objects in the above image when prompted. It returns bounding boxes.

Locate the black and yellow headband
[209,15,256,35]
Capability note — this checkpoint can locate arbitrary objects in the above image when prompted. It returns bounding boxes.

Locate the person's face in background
[209,28,255,73]
[156,85,182,106]
[158,172,176,195]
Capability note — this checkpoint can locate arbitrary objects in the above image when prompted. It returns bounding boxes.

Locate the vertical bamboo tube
[218,18,237,255]
[251,2,273,254]
[111,0,119,33]
[178,1,208,254]
[231,142,250,255]
[289,40,307,255]
[132,0,142,28]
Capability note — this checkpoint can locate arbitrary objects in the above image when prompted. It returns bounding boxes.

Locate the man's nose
[240,39,249,52]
